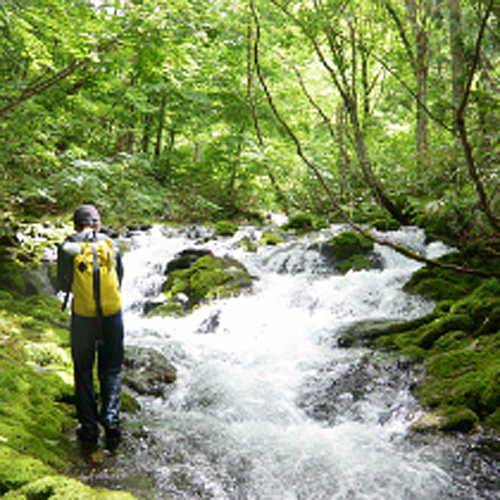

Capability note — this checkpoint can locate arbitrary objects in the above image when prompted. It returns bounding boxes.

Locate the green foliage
[0,0,498,237]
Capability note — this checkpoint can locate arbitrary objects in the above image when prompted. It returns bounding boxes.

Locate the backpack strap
[92,244,104,337]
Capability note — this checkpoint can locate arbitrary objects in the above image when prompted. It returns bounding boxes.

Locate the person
[57,205,124,450]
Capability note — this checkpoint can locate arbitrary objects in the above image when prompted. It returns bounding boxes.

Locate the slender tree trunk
[347,98,409,223]
[448,0,465,110]
[387,0,431,173]
[154,91,168,160]
[411,1,430,170]
[246,23,290,213]
[335,104,353,210]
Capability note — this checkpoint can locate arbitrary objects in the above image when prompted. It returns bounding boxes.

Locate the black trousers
[71,310,124,442]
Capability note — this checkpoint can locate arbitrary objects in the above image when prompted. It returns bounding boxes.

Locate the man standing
[58,205,124,450]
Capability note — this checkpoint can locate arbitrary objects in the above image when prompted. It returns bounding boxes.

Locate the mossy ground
[0,252,136,498]
[374,249,500,434]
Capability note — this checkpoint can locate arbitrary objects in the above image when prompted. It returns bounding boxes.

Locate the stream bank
[1,217,499,498]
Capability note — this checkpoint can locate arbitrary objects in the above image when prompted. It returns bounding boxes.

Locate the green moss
[416,314,474,349]
[426,349,477,378]
[281,213,314,233]
[405,277,468,301]
[439,407,479,433]
[403,254,485,301]
[325,231,374,260]
[215,220,238,237]
[3,474,136,499]
[484,407,500,430]
[0,289,139,498]
[159,254,255,316]
[235,236,258,252]
[336,254,372,273]
[400,345,426,362]
[259,231,285,245]
[0,445,54,495]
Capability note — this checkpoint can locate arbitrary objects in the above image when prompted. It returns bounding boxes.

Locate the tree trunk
[411,0,430,171]
[347,98,410,224]
[448,0,465,110]
[154,92,167,160]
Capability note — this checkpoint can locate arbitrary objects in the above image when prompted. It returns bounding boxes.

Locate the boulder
[123,346,177,397]
[151,251,255,316]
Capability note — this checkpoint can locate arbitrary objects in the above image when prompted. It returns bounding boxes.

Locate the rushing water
[79,224,500,499]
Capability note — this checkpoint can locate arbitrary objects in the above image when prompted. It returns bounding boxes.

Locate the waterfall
[86,225,498,499]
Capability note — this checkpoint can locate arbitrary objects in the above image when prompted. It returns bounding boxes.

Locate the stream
[73,224,500,499]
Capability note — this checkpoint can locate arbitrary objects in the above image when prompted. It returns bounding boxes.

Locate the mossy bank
[344,243,500,435]
[0,217,136,499]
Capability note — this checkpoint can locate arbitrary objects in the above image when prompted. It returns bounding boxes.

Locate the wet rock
[215,221,238,237]
[152,251,255,316]
[298,353,417,426]
[196,309,221,334]
[318,230,383,274]
[235,236,258,252]
[337,319,405,348]
[164,249,213,275]
[123,346,177,397]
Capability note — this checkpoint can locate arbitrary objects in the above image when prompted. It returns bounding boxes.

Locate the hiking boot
[105,423,121,439]
[76,426,99,445]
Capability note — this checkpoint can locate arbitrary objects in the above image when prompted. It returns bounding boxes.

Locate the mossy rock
[157,253,255,315]
[336,254,372,273]
[319,231,380,274]
[165,248,212,274]
[403,252,486,301]
[400,345,427,362]
[215,220,238,237]
[370,216,401,231]
[259,231,285,246]
[450,292,500,336]
[324,231,374,260]
[439,406,479,433]
[281,213,314,233]
[235,236,258,252]
[404,277,468,301]
[416,314,474,349]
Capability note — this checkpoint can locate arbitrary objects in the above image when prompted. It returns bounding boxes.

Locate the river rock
[164,248,213,275]
[317,230,384,273]
[150,250,255,316]
[298,353,418,426]
[337,319,406,348]
[123,346,177,397]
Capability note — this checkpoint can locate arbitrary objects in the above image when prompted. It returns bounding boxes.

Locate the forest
[1,0,498,246]
[1,1,500,498]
